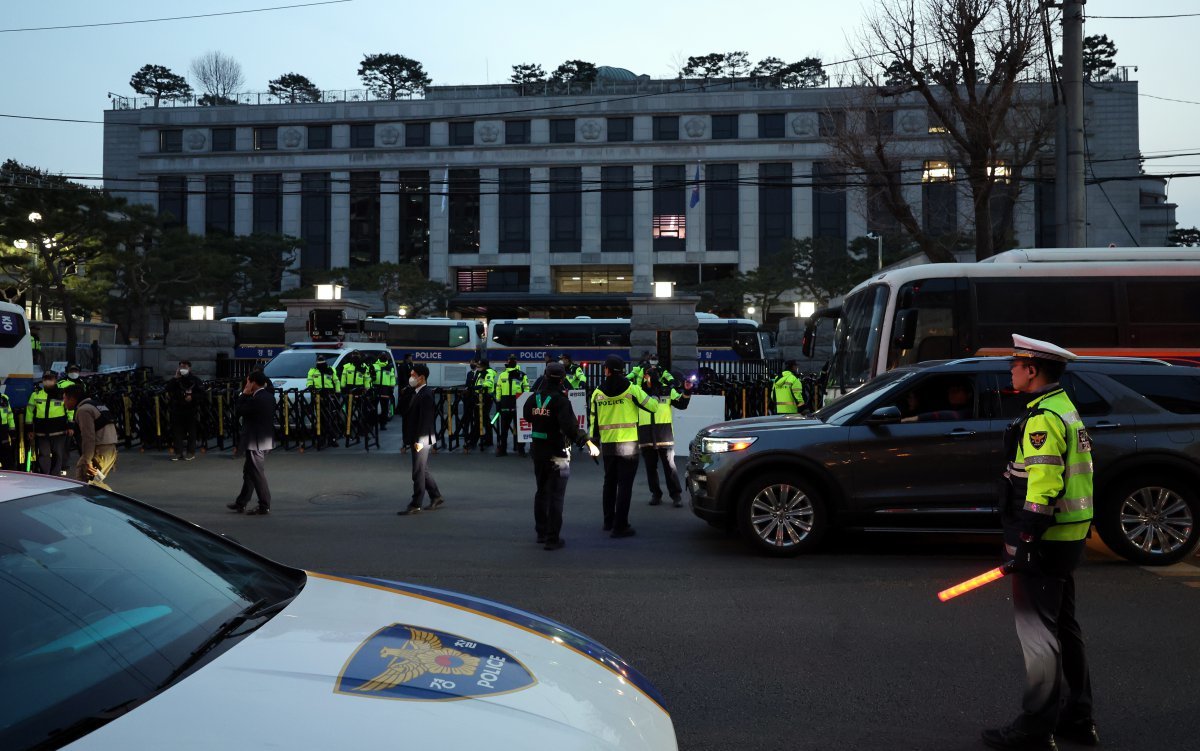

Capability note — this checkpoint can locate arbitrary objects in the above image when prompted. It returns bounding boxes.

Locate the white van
[261,343,395,394]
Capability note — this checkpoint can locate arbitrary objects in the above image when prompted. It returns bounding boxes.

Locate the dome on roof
[596,66,639,81]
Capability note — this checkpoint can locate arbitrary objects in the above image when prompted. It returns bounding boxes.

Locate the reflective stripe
[531,431,547,440]
[1023,501,1056,515]
[1005,543,1017,556]
[1060,410,1081,425]
[1006,462,1028,479]
[600,422,637,430]
[1064,461,1093,478]
[1025,455,1064,466]
[1056,495,1093,513]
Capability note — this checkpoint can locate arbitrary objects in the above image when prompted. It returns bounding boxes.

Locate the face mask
[408,376,420,388]
[649,360,659,367]
[43,380,55,388]
[67,372,80,379]
[178,369,189,376]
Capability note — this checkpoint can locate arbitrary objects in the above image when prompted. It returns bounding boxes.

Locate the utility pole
[1061,0,1087,247]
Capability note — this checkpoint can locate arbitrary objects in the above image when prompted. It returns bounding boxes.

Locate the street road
[112,434,1200,750]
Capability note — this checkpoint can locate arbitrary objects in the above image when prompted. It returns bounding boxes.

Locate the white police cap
[1011,334,1076,362]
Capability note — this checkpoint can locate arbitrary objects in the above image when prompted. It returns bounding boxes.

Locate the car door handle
[944,429,977,438]
[1091,421,1122,430]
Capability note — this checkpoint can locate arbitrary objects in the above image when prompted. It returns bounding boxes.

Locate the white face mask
[67,372,80,379]
[178,369,189,376]
[408,376,420,388]
[649,360,659,367]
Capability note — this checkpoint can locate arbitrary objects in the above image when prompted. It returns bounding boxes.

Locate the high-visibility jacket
[564,363,587,390]
[372,361,397,388]
[1005,388,1094,542]
[637,384,690,448]
[340,362,372,390]
[495,367,529,399]
[307,366,340,392]
[590,382,657,446]
[773,371,805,414]
[0,394,14,432]
[57,376,79,420]
[26,387,69,434]
[479,368,497,396]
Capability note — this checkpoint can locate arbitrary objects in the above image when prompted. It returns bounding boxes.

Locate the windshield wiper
[155,597,288,691]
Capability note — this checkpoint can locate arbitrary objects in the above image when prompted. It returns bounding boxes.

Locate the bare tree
[831,0,1054,261]
[191,51,245,104]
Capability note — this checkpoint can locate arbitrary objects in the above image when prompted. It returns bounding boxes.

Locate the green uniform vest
[495,367,528,398]
[307,367,340,391]
[26,388,68,433]
[590,383,655,444]
[0,394,14,431]
[1009,388,1094,542]
[773,371,805,414]
[637,387,684,427]
[565,364,587,390]
[480,368,497,396]
[373,362,397,388]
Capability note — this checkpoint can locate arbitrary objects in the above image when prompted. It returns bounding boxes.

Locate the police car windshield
[0,487,304,750]
[263,350,322,379]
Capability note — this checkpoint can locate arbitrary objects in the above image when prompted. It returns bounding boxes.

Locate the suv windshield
[0,487,304,749]
[263,350,324,378]
[813,368,916,425]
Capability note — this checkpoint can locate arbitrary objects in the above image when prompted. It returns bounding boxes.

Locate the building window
[550,119,576,144]
[398,171,430,275]
[653,263,737,288]
[812,162,847,244]
[1035,160,1056,248]
[866,173,900,236]
[157,176,187,227]
[653,116,679,141]
[759,163,792,260]
[818,111,845,137]
[653,165,686,252]
[253,127,277,151]
[923,160,954,182]
[158,129,183,153]
[211,127,236,152]
[549,167,582,253]
[498,168,530,254]
[349,124,375,148]
[449,121,475,146]
[711,114,738,140]
[205,174,234,236]
[455,267,529,293]
[706,163,739,252]
[300,173,331,270]
[607,117,633,142]
[928,110,949,134]
[758,113,784,138]
[505,120,530,145]
[552,266,634,294]
[405,122,429,147]
[448,169,480,254]
[349,172,380,268]
[866,110,894,137]
[307,125,331,149]
[252,174,281,235]
[601,166,634,253]
[989,160,1011,183]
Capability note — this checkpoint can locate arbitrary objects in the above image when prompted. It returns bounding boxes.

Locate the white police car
[0,474,677,750]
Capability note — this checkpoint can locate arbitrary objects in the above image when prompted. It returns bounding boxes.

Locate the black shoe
[246,506,271,516]
[425,497,444,511]
[544,538,565,551]
[672,497,683,507]
[398,504,422,516]
[611,526,636,539]
[496,451,507,457]
[227,502,245,513]
[648,497,662,506]
[982,726,1057,751]
[602,521,613,532]
[1055,718,1099,747]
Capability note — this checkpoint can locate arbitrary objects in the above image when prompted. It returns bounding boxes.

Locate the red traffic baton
[937,562,1014,602]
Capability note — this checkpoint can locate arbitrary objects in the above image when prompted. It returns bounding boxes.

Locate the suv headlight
[700,436,758,454]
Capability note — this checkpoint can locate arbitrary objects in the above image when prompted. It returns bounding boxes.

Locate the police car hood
[68,573,676,751]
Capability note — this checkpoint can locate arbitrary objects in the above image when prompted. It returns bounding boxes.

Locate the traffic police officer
[26,370,69,475]
[0,385,16,470]
[478,359,497,451]
[590,355,658,538]
[638,364,692,507]
[627,351,654,384]
[773,360,806,414]
[983,334,1097,751]
[372,353,397,429]
[523,362,600,550]
[494,357,529,457]
[306,354,341,447]
[560,353,587,390]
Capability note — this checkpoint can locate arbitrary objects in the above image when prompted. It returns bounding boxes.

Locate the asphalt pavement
[108,431,1200,750]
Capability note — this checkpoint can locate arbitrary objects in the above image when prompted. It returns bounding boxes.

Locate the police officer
[638,363,692,507]
[0,384,16,470]
[339,352,361,393]
[494,357,529,457]
[372,353,397,430]
[530,353,558,393]
[30,327,42,367]
[590,355,658,538]
[477,359,497,451]
[306,354,341,447]
[461,359,482,454]
[627,351,653,384]
[523,362,600,550]
[983,334,1097,751]
[773,360,806,414]
[26,370,69,475]
[561,353,587,391]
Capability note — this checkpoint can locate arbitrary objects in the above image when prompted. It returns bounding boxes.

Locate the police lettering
[453,639,477,649]
[476,654,508,689]
[519,351,547,359]
[532,407,550,417]
[413,351,444,360]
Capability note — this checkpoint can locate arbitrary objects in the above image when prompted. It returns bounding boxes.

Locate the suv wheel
[1096,475,1200,566]
[737,473,828,557]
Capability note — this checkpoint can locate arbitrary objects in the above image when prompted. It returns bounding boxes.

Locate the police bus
[221,311,287,359]
[486,315,764,380]
[0,302,35,409]
[810,248,1200,399]
[362,317,484,387]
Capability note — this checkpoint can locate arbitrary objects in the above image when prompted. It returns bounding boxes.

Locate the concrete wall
[162,321,235,379]
[629,295,700,374]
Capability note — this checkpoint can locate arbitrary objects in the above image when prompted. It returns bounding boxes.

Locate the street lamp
[794,301,816,319]
[315,283,343,300]
[653,281,674,298]
[866,232,883,271]
[746,305,757,316]
[397,306,408,317]
[189,305,214,321]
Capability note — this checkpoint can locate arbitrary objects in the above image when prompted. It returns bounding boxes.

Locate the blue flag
[689,163,701,208]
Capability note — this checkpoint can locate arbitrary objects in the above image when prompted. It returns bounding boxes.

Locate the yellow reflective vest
[495,367,529,399]
[307,366,340,392]
[773,371,805,414]
[590,382,657,445]
[26,388,69,434]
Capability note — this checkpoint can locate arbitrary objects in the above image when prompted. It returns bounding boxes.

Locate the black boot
[982,726,1057,751]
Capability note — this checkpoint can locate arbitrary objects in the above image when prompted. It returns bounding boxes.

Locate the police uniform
[0,392,17,470]
[638,367,691,506]
[306,357,341,447]
[563,359,587,391]
[986,334,1097,751]
[372,356,397,429]
[461,363,481,452]
[590,355,659,537]
[478,363,497,449]
[26,378,69,475]
[773,365,806,414]
[494,362,529,457]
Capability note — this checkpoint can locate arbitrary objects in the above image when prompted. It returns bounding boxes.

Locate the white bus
[362,317,484,387]
[0,302,35,410]
[221,312,287,359]
[808,248,1200,399]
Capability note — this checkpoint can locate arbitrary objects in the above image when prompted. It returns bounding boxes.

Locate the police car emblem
[335,624,536,701]
[1028,431,1048,449]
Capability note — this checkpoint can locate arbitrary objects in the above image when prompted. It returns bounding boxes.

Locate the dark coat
[398,385,437,445]
[236,388,275,451]
[166,374,205,414]
[523,386,589,461]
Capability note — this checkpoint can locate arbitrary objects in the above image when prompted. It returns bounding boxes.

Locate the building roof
[596,66,639,81]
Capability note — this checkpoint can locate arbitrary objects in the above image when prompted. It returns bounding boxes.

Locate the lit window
[988,160,1011,183]
[652,214,687,239]
[922,160,954,182]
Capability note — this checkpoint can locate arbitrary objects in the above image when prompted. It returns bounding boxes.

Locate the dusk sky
[2,0,1196,231]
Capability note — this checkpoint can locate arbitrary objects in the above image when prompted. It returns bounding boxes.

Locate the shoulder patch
[1028,431,1048,449]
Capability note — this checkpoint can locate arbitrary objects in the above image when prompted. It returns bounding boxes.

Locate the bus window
[887,278,964,369]
[490,323,515,346]
[732,326,763,359]
[447,325,470,348]
[830,285,888,391]
[1125,279,1200,347]
[545,324,593,347]
[592,322,630,347]
[974,279,1119,348]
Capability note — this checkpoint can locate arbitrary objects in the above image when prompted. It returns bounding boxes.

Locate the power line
[1087,13,1200,19]
[0,1,351,33]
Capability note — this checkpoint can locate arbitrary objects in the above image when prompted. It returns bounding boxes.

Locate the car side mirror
[892,309,918,351]
[865,405,902,425]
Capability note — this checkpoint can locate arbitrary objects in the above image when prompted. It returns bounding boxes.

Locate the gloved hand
[683,377,696,392]
[1010,532,1041,574]
[586,440,600,458]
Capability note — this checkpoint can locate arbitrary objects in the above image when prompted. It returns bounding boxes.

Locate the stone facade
[629,295,700,374]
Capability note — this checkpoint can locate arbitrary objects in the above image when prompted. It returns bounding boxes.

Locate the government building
[102,67,1174,317]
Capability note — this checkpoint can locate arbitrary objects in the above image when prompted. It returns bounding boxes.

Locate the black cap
[316,355,327,363]
[546,362,566,379]
[604,354,625,372]
[67,363,80,370]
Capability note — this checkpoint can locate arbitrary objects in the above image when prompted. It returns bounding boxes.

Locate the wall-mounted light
[315,284,343,300]
[189,305,214,321]
[653,281,674,298]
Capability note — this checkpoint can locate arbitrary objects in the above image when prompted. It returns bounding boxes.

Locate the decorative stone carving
[580,119,602,140]
[281,127,303,148]
[184,130,207,150]
[378,125,400,145]
[684,117,706,138]
[478,123,500,143]
[898,111,923,134]
[790,114,816,137]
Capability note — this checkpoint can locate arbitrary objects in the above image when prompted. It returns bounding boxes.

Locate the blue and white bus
[221,311,287,359]
[0,302,35,409]
[362,317,484,387]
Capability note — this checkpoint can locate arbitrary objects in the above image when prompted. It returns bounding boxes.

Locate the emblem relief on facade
[478,123,500,143]
[790,114,816,137]
[684,117,706,138]
[379,125,401,145]
[580,119,602,140]
[184,130,207,150]
[281,127,303,148]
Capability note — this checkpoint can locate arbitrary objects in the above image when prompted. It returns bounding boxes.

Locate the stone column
[380,169,400,263]
[581,165,601,254]
[629,295,700,375]
[901,160,923,233]
[846,179,868,243]
[530,167,550,293]
[233,173,253,236]
[738,162,759,272]
[685,163,704,255]
[428,168,450,284]
[633,164,654,293]
[162,321,235,380]
[1012,185,1036,248]
[793,160,814,241]
[330,170,350,268]
[186,175,206,236]
[479,167,500,257]
[281,173,302,289]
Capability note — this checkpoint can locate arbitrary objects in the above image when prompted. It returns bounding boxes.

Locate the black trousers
[375,388,392,426]
[498,396,523,455]
[35,434,68,475]
[408,443,442,508]
[235,449,271,509]
[173,413,198,456]
[641,446,682,500]
[479,396,495,447]
[601,452,640,531]
[0,436,17,471]
[1011,538,1093,735]
[533,457,571,541]
[461,394,479,448]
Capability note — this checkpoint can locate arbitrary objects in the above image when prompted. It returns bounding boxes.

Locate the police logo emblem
[1028,431,1048,449]
[335,624,536,701]
[1077,427,1093,453]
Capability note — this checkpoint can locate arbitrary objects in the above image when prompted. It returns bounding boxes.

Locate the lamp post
[189,305,214,321]
[866,232,883,271]
[397,306,408,317]
[653,281,674,298]
[315,284,343,300]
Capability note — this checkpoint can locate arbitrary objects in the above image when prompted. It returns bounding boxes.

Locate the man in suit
[397,363,446,516]
[227,371,275,516]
